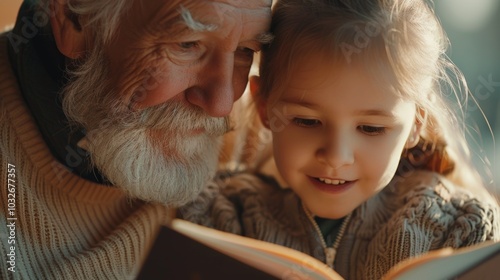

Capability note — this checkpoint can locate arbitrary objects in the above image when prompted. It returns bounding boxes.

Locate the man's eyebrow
[179,6,274,44]
[256,32,274,44]
[160,6,273,46]
[180,6,274,45]
[180,6,217,32]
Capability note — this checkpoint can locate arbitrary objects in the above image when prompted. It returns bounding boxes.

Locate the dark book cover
[137,226,280,280]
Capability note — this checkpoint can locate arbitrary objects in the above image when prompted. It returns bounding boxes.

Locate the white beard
[61,48,228,206]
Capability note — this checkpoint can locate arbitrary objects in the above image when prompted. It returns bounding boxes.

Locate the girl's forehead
[286,56,360,88]
[274,59,408,107]
[288,52,398,91]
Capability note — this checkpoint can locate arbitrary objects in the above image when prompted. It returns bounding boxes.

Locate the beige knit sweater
[0,33,171,279]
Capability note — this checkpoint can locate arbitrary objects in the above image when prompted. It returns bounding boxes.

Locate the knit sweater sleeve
[360,172,500,280]
[178,172,273,235]
[177,178,240,234]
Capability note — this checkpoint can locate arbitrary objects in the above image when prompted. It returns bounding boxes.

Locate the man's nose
[185,53,236,117]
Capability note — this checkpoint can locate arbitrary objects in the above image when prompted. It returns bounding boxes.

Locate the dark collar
[7,1,108,184]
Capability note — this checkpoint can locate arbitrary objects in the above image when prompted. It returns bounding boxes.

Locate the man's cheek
[131,71,186,108]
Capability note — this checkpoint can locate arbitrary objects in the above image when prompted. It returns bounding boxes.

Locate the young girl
[180,0,500,278]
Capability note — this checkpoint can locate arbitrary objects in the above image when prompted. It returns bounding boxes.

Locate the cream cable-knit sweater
[0,33,171,279]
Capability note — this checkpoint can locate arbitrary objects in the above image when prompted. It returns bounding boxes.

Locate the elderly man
[0,0,271,278]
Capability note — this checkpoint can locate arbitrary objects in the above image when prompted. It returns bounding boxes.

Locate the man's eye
[235,47,256,67]
[178,41,199,49]
[359,125,386,135]
[237,47,256,56]
[293,118,321,128]
[165,41,205,64]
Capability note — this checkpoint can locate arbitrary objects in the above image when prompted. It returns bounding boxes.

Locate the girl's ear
[250,75,270,129]
[405,124,421,149]
[405,107,426,149]
[50,0,86,59]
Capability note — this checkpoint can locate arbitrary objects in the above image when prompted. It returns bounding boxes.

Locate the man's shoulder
[0,30,18,94]
[0,29,12,42]
[0,30,13,67]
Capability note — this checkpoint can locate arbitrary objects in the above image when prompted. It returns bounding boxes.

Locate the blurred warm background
[0,0,22,29]
[435,0,500,193]
[1,0,499,194]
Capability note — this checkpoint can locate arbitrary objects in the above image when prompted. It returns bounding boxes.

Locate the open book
[137,219,500,279]
[383,238,500,280]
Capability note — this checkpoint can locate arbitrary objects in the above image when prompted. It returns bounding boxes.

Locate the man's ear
[50,0,86,59]
[405,107,426,149]
[250,75,270,129]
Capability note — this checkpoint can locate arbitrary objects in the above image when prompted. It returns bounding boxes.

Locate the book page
[383,240,500,280]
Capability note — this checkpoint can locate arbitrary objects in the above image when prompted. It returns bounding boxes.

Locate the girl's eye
[358,125,386,135]
[292,118,321,128]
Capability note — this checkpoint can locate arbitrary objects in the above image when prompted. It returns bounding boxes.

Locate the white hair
[36,0,131,44]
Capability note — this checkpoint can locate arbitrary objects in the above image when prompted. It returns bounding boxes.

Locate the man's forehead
[134,0,270,24]
[168,0,271,38]
[176,0,272,21]
[134,0,271,42]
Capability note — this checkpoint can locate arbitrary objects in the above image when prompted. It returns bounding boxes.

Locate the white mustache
[119,101,230,136]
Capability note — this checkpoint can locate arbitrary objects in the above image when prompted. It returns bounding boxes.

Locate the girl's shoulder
[380,170,500,245]
[387,170,496,209]
[346,171,500,280]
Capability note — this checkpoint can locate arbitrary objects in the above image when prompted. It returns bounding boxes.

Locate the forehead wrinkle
[143,7,183,38]
[237,9,273,45]
[139,2,206,39]
[155,6,225,40]
[188,1,271,41]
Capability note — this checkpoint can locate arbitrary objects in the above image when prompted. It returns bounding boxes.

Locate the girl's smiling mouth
[310,177,357,194]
